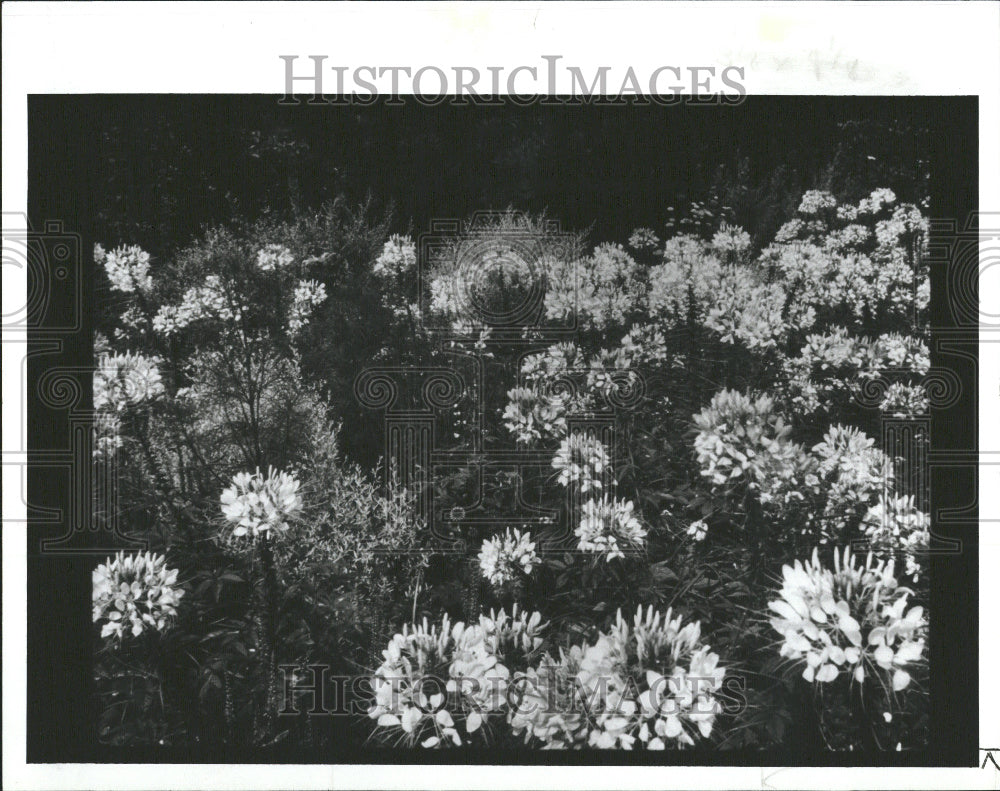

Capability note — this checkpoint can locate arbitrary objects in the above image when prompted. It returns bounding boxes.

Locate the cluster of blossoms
[811,425,890,540]
[255,244,295,272]
[627,227,661,252]
[373,234,417,278]
[693,389,817,508]
[368,609,546,747]
[879,382,930,419]
[646,235,723,328]
[764,190,929,325]
[552,433,611,492]
[711,223,752,256]
[704,271,789,351]
[503,342,642,446]
[220,467,302,538]
[768,547,926,692]
[782,329,929,418]
[502,386,570,444]
[94,351,165,413]
[287,278,328,336]
[861,495,930,581]
[797,190,839,216]
[576,497,646,561]
[478,528,540,586]
[510,606,726,749]
[545,243,645,330]
[152,274,239,336]
[502,344,592,444]
[92,551,184,642]
[93,411,124,459]
[99,244,153,294]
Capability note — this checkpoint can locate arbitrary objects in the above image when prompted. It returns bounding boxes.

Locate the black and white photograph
[2,3,997,789]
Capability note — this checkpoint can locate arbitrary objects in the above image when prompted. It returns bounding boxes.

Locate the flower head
[510,606,726,750]
[369,608,546,748]
[373,235,417,278]
[92,551,184,642]
[94,351,165,413]
[256,244,295,272]
[478,528,539,586]
[768,546,926,691]
[220,467,302,538]
[101,245,153,293]
[552,433,610,492]
[576,497,646,561]
[287,278,328,336]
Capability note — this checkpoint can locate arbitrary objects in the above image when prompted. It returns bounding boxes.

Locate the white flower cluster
[552,433,610,492]
[693,389,816,507]
[783,329,929,417]
[576,497,646,561]
[256,244,295,272]
[705,274,788,351]
[879,382,930,419]
[220,467,302,538]
[545,243,644,330]
[373,234,417,278]
[369,609,546,747]
[812,425,890,539]
[94,351,165,413]
[759,190,928,326]
[502,344,590,444]
[510,606,725,749]
[152,274,239,336]
[502,386,570,444]
[861,495,930,580]
[287,278,328,336]
[768,547,926,691]
[100,244,153,294]
[711,223,752,256]
[93,411,124,460]
[478,528,539,586]
[646,235,723,327]
[797,190,838,215]
[845,188,897,219]
[627,227,661,252]
[92,551,184,641]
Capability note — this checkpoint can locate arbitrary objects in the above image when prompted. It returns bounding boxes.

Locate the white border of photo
[3,2,998,789]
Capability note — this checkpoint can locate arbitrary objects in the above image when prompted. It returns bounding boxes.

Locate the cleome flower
[693,389,816,508]
[811,424,890,540]
[287,278,328,337]
[255,244,295,272]
[502,386,570,444]
[100,244,153,294]
[368,608,546,748]
[768,546,926,692]
[861,495,930,581]
[552,433,611,493]
[373,234,417,279]
[151,274,240,337]
[94,351,165,413]
[478,528,540,587]
[220,467,302,538]
[509,606,726,750]
[92,551,184,642]
[576,497,646,561]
